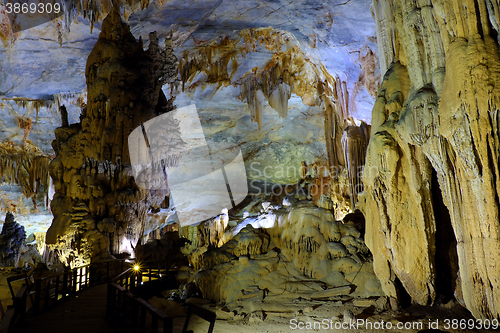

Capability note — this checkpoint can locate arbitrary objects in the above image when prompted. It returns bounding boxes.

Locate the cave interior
[1,0,500,331]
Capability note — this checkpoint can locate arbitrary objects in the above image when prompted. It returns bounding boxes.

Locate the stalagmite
[59,105,69,127]
[0,213,26,267]
[46,7,177,265]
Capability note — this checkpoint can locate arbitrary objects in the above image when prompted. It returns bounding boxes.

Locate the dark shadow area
[431,168,459,303]
[394,275,412,308]
[132,275,177,301]
[343,209,365,237]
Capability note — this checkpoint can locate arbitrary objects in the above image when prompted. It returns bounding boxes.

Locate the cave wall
[361,0,500,319]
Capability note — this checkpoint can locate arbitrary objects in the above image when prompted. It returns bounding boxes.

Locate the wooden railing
[31,260,129,313]
[113,261,170,291]
[106,260,173,333]
[0,284,28,333]
[0,259,174,333]
[0,259,129,331]
[182,303,216,333]
[107,282,173,333]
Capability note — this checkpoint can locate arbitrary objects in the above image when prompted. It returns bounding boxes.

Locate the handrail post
[106,283,112,318]
[85,266,88,289]
[120,261,124,281]
[151,315,158,333]
[21,285,27,322]
[163,316,173,333]
[44,277,50,310]
[72,268,77,296]
[12,285,27,324]
[140,306,146,331]
[79,267,83,291]
[34,279,41,313]
[12,297,21,323]
[107,262,110,282]
[54,275,60,303]
[130,297,138,332]
[62,270,68,299]
[89,264,94,286]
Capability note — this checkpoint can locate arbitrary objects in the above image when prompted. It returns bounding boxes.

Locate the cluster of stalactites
[0,141,51,208]
[59,0,156,34]
[177,28,373,216]
[0,0,159,41]
[341,122,371,207]
[334,76,350,123]
[178,28,355,139]
[8,98,53,119]
[239,73,291,129]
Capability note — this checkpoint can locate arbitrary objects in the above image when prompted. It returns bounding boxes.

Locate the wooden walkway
[22,284,116,333]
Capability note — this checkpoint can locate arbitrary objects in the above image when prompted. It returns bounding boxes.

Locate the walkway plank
[22,284,116,333]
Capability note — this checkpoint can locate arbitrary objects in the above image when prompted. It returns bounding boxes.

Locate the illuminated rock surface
[46,7,177,266]
[0,0,499,326]
[1,0,377,237]
[360,0,500,320]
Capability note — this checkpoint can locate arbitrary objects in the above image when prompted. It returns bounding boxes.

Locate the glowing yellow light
[134,265,140,271]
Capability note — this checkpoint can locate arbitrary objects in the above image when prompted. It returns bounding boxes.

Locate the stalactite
[17,117,32,148]
[267,83,291,119]
[333,76,350,125]
[341,123,370,208]
[240,74,264,129]
[324,100,336,170]
[0,141,51,206]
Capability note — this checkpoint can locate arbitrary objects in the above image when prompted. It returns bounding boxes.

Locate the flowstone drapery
[362,0,500,319]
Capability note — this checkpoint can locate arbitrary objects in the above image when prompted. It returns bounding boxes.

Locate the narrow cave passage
[431,168,458,303]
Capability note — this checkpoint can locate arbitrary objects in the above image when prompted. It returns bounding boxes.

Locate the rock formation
[47,7,177,266]
[361,0,500,319]
[182,194,382,310]
[0,212,26,266]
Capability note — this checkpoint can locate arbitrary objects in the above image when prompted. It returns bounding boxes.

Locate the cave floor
[6,281,491,333]
[175,295,490,333]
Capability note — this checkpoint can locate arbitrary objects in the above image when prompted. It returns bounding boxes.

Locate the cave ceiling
[0,0,377,230]
[0,0,377,119]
